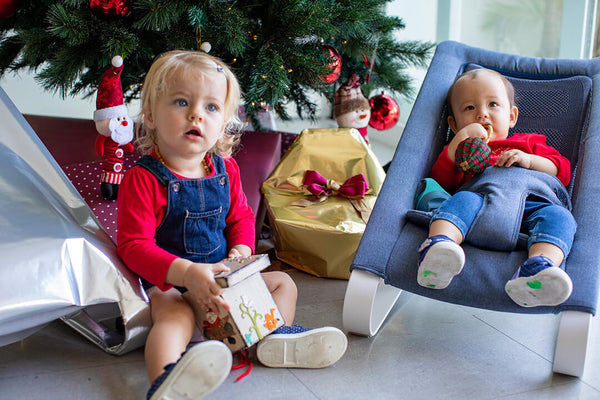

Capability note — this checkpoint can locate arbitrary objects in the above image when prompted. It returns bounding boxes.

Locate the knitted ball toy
[455,137,490,174]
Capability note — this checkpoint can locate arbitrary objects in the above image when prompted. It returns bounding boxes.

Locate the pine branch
[0,35,24,75]
[134,1,187,31]
[0,0,434,127]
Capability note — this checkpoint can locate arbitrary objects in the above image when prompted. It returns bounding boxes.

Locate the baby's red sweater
[432,133,571,192]
[116,154,255,291]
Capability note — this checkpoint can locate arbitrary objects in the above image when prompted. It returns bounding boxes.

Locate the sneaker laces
[231,349,253,381]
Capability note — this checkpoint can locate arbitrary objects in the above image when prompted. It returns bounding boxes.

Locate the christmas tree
[0,0,433,127]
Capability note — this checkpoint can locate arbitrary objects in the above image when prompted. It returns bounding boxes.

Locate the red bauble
[90,0,131,18]
[319,45,342,85]
[369,94,400,130]
[0,0,20,18]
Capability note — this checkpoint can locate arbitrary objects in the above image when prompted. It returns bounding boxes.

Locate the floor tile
[1,269,599,399]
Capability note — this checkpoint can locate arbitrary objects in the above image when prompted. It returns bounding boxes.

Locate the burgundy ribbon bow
[304,170,368,199]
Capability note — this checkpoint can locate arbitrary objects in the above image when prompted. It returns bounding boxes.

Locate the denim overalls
[135,154,230,289]
[432,166,576,256]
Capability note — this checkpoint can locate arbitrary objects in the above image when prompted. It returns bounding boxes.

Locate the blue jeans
[432,191,576,257]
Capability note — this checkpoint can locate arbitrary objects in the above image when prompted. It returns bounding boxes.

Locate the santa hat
[93,55,128,121]
[333,73,370,118]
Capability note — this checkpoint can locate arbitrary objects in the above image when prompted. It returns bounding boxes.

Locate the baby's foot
[417,235,465,289]
[147,340,231,400]
[505,255,573,307]
[256,324,347,369]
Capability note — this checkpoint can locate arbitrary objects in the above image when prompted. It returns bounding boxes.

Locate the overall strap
[134,154,177,186]
[210,153,227,175]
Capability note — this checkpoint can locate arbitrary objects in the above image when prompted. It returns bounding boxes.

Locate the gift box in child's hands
[183,254,284,353]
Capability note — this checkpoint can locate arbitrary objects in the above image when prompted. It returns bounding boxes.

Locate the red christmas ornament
[90,0,131,18]
[0,0,20,18]
[319,44,342,85]
[369,94,400,130]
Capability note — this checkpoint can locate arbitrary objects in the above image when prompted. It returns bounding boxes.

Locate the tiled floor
[1,266,599,400]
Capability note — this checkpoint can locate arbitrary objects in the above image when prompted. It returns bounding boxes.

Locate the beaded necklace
[154,145,211,176]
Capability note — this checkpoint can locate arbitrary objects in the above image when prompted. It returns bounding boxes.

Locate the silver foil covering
[0,87,150,355]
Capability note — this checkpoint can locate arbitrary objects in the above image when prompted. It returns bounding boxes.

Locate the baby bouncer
[343,41,600,377]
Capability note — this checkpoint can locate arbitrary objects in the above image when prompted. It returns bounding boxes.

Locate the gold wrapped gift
[262,128,386,279]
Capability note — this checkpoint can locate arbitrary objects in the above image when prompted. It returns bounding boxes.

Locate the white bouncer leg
[343,269,402,337]
[552,310,593,377]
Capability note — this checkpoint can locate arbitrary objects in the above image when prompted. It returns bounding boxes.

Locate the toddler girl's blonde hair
[135,50,244,157]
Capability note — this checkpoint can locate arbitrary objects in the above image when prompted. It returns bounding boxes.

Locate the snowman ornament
[333,73,371,143]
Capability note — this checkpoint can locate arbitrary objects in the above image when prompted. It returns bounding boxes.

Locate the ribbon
[304,170,368,199]
[293,170,372,222]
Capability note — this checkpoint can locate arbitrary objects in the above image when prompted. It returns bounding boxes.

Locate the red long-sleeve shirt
[432,133,571,192]
[116,154,255,291]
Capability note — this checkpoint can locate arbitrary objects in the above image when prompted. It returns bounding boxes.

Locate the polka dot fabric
[63,153,139,242]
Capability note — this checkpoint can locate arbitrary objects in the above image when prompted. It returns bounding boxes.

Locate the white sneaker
[148,340,232,400]
[256,325,347,369]
[505,266,573,307]
[417,235,465,289]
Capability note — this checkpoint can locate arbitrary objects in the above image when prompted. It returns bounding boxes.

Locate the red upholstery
[25,115,282,243]
[236,130,282,233]
[25,115,101,166]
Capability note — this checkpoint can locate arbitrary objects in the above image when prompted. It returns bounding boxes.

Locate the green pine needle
[0,0,434,126]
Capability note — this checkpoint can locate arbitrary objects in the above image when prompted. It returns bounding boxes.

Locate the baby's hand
[457,123,489,141]
[495,149,532,169]
[448,123,489,162]
[183,262,231,312]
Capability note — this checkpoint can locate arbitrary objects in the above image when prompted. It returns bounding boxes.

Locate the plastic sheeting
[0,87,150,355]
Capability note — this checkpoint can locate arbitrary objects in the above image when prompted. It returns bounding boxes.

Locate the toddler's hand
[228,244,252,259]
[495,149,532,169]
[183,262,231,312]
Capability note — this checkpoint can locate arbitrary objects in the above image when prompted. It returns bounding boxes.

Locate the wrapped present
[262,128,385,279]
[0,87,149,355]
[184,255,284,353]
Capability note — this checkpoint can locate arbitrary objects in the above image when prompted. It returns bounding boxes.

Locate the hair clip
[216,66,223,72]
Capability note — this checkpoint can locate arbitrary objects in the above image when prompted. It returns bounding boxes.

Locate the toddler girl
[117,50,347,399]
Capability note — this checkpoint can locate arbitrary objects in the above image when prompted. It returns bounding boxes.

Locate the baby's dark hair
[446,68,516,117]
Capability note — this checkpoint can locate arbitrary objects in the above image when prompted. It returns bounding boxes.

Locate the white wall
[371,0,438,158]
[0,70,99,119]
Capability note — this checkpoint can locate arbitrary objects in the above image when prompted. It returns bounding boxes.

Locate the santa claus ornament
[333,73,371,142]
[93,55,134,200]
